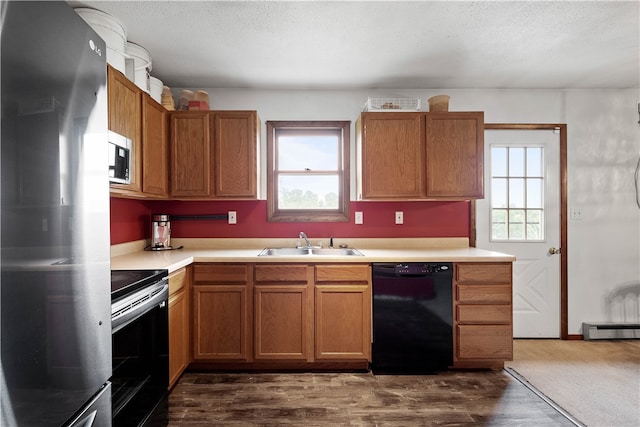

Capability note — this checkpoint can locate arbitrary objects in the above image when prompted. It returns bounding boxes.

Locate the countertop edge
[110,247,515,273]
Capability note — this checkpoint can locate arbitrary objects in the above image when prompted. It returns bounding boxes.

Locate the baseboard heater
[582,322,640,340]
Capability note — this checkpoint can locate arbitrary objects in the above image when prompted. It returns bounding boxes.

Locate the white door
[476,129,561,338]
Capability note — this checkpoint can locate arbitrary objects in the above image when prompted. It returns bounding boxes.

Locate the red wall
[110,198,470,245]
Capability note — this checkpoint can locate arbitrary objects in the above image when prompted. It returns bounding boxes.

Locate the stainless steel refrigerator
[1,1,112,425]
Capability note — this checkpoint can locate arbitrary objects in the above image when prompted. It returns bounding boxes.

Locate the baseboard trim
[567,334,583,340]
[582,322,640,340]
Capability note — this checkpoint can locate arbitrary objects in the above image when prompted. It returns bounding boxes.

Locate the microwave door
[108,132,131,184]
[114,145,129,182]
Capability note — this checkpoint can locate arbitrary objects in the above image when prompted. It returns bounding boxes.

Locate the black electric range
[110,269,170,426]
[111,269,168,301]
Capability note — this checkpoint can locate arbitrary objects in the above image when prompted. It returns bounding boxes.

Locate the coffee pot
[150,213,172,250]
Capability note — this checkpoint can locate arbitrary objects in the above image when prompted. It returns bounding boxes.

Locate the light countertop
[110,238,516,273]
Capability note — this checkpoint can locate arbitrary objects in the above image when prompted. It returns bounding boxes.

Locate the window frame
[266,120,350,222]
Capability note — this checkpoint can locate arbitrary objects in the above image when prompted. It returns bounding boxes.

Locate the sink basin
[258,247,364,256]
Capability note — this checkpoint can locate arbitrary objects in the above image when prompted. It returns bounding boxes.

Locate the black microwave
[108,131,131,184]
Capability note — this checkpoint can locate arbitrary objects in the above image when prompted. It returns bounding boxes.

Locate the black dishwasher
[372,263,453,374]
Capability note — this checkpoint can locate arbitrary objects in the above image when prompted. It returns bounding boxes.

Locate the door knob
[548,247,561,255]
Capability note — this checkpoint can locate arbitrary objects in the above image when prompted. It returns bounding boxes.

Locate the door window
[490,146,545,241]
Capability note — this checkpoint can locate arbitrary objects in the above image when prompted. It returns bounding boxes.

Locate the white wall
[174,86,640,335]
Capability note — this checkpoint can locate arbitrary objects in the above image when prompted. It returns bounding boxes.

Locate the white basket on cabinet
[363,97,421,112]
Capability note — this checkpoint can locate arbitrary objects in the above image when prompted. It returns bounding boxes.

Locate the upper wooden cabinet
[169,110,260,200]
[108,65,169,198]
[141,93,169,197]
[356,113,426,199]
[425,112,484,198]
[170,111,211,198]
[212,111,259,198]
[357,111,484,200]
[108,66,142,194]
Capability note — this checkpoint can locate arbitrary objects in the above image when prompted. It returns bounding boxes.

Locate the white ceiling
[66,0,640,90]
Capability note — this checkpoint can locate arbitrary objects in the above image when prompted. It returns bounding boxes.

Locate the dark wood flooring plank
[167,371,575,426]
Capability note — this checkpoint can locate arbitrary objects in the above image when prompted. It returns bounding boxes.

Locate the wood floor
[163,340,639,425]
[166,369,575,426]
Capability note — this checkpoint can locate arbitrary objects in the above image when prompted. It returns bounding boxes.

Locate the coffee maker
[150,213,172,250]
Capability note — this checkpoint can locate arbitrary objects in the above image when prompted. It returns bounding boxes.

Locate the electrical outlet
[355,211,363,224]
[228,211,237,224]
[395,211,403,224]
[570,209,582,220]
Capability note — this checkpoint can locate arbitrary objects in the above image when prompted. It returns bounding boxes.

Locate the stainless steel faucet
[299,232,312,248]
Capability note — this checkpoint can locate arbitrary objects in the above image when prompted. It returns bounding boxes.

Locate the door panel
[476,129,561,338]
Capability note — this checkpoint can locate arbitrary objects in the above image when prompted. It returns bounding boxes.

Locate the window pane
[491,178,507,208]
[489,144,546,242]
[526,147,543,177]
[278,135,339,171]
[509,209,525,239]
[278,175,339,209]
[526,209,544,240]
[491,147,507,176]
[509,178,525,208]
[491,209,507,240]
[527,178,543,209]
[509,147,525,176]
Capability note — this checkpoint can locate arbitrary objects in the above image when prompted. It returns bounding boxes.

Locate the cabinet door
[425,112,484,198]
[170,111,211,197]
[192,264,252,361]
[314,264,371,361]
[108,65,142,194]
[254,265,313,361]
[315,285,371,360]
[192,284,251,361]
[358,113,426,199]
[211,111,258,198]
[254,284,313,361]
[142,93,168,197]
[168,267,190,388]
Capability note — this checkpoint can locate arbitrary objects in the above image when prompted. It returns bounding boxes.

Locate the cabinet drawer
[168,267,187,295]
[194,264,250,284]
[315,264,370,283]
[455,263,511,284]
[255,265,308,283]
[456,284,511,304]
[457,305,511,324]
[456,325,512,360]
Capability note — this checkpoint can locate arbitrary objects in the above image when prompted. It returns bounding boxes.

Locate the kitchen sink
[258,247,364,256]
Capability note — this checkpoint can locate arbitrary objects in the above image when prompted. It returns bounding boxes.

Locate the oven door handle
[111,280,168,334]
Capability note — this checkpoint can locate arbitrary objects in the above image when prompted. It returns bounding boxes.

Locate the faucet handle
[329,236,334,248]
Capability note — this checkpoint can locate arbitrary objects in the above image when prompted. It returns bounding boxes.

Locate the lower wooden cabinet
[254,265,313,361]
[168,266,191,388]
[314,265,371,361]
[453,262,513,368]
[192,264,252,361]
[190,263,372,369]
[187,261,511,370]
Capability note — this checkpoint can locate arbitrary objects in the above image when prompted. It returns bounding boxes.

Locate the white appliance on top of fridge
[1,2,112,425]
